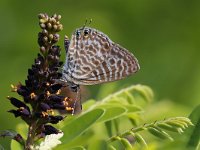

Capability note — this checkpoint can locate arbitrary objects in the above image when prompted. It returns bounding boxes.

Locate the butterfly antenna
[88,18,92,25]
[82,18,88,30]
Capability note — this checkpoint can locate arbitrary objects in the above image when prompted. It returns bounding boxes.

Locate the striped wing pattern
[62,27,140,85]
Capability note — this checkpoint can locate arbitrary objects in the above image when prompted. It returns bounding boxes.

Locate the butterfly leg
[64,35,70,54]
[71,85,82,115]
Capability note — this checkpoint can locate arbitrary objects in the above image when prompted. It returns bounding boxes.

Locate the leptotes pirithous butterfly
[61,26,140,114]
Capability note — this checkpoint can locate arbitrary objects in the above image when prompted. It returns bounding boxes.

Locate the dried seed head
[43,36,48,42]
[57,24,63,31]
[39,18,47,24]
[53,25,58,31]
[57,15,61,20]
[47,22,52,30]
[40,46,46,53]
[38,13,46,19]
[48,34,54,41]
[40,23,46,29]
[42,29,48,35]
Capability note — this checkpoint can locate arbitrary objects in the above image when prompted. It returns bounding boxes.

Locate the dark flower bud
[53,34,59,42]
[8,107,30,118]
[49,83,62,93]
[43,125,60,135]
[20,108,30,116]
[51,103,65,109]
[35,54,44,66]
[25,80,31,88]
[50,45,60,55]
[28,69,34,76]
[38,32,44,46]
[37,93,45,100]
[8,110,21,117]
[47,55,54,61]
[7,96,29,110]
[48,95,64,102]
[49,115,63,124]
[30,92,37,100]
[27,75,34,81]
[41,103,51,111]
[13,134,24,145]
[17,85,30,97]
[23,96,30,103]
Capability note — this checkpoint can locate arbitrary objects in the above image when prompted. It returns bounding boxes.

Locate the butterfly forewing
[64,27,112,81]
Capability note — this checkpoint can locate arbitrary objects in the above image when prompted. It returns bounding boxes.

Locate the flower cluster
[7,13,74,148]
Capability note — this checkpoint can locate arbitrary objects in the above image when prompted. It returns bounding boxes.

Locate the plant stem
[25,121,37,150]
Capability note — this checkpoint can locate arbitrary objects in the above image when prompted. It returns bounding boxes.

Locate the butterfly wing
[80,43,140,85]
[63,27,112,84]
[62,27,139,85]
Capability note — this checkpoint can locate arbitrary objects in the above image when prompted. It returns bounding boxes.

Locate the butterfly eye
[83,29,89,37]
[76,30,81,37]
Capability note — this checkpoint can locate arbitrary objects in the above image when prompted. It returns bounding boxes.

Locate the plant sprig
[108,117,193,149]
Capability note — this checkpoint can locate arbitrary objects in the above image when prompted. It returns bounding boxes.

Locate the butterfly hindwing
[80,42,140,84]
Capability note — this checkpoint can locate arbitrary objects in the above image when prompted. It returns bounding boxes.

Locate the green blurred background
[0,0,200,147]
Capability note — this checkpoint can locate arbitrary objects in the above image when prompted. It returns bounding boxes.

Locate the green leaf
[68,146,86,150]
[16,123,27,139]
[82,99,96,110]
[88,139,108,150]
[11,140,23,150]
[127,113,142,126]
[134,133,148,149]
[187,104,200,149]
[120,138,132,150]
[125,105,142,113]
[132,85,153,102]
[147,127,173,141]
[108,145,117,150]
[157,123,183,133]
[166,120,187,129]
[105,121,113,137]
[57,130,94,149]
[96,105,126,123]
[61,109,104,144]
[102,85,153,103]
[124,91,135,104]
[113,119,120,134]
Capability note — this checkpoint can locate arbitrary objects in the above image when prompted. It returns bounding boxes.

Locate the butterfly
[61,26,140,114]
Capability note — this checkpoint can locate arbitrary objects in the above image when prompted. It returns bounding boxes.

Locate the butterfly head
[73,27,92,40]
